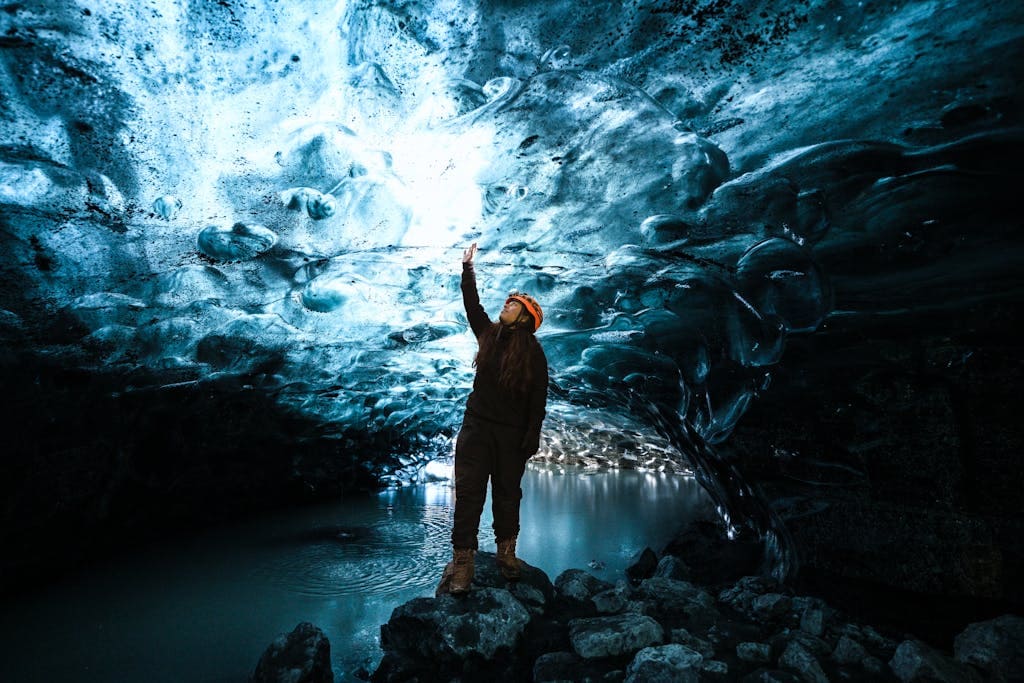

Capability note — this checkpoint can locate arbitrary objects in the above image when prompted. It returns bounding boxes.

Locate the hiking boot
[496,537,522,581]
[450,548,475,594]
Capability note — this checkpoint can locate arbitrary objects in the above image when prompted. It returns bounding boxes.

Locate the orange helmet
[506,291,543,332]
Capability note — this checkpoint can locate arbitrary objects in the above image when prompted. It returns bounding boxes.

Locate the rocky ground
[250,520,1024,682]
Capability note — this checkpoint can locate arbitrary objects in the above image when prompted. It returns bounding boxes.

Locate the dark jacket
[461,262,548,454]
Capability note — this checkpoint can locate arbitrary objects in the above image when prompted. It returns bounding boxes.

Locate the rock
[662,520,762,585]
[635,577,718,628]
[625,643,703,682]
[653,554,691,581]
[752,593,792,621]
[380,588,530,662]
[799,607,826,637]
[890,639,982,683]
[251,621,333,683]
[569,614,664,659]
[592,582,631,614]
[737,641,773,663]
[953,614,1024,681]
[770,629,831,659]
[626,547,659,583]
[555,568,613,604]
[532,651,613,683]
[701,659,730,677]
[742,669,802,683]
[719,576,782,616]
[831,634,868,666]
[669,627,715,658]
[778,640,828,683]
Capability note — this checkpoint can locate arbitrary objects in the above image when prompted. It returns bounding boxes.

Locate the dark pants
[451,414,528,550]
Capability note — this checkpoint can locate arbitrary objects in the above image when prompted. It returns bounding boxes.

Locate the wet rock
[752,593,792,621]
[953,614,1024,682]
[652,555,691,581]
[796,600,828,637]
[568,614,664,659]
[636,577,719,629]
[737,641,773,663]
[719,575,782,617]
[532,651,613,683]
[701,659,730,677]
[626,546,658,583]
[251,621,332,683]
[742,669,802,683]
[770,629,831,659]
[889,638,982,683]
[624,643,703,682]
[669,627,715,658]
[376,588,530,681]
[592,580,632,614]
[777,640,828,683]
[662,521,762,585]
[555,568,614,605]
[437,551,555,610]
[831,634,868,666]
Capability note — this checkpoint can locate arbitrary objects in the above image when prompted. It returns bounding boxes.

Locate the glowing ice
[196,223,278,262]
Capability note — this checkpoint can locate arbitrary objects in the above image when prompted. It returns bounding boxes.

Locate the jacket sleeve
[521,344,549,456]
[461,261,492,338]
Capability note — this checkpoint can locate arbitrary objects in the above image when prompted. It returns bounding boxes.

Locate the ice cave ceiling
[1,0,1021,485]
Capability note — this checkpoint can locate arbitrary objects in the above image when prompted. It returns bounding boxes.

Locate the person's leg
[447,417,494,594]
[452,417,493,550]
[492,426,528,579]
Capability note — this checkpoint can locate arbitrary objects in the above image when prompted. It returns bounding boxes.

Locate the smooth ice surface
[0,466,709,682]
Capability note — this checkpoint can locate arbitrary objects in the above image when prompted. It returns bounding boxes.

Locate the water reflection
[0,465,710,682]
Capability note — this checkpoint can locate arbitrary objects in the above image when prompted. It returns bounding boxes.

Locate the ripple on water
[253,507,452,598]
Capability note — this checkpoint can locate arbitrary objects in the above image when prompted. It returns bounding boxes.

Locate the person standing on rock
[442,242,549,595]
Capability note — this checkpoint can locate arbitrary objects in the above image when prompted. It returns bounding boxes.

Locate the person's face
[499,299,524,325]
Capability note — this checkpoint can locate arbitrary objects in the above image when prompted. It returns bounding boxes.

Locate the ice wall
[1,1,1021,550]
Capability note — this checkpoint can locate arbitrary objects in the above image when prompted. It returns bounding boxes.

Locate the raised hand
[462,242,478,264]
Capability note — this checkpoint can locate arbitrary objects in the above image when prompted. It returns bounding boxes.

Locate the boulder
[636,576,719,628]
[532,651,618,683]
[778,640,828,683]
[653,555,691,581]
[555,568,614,604]
[626,547,659,583]
[569,614,664,659]
[953,614,1024,682]
[831,635,868,666]
[380,588,530,662]
[625,643,703,682]
[890,639,982,683]
[251,621,332,683]
[737,641,772,663]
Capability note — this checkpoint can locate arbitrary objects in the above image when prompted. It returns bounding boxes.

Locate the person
[443,242,549,595]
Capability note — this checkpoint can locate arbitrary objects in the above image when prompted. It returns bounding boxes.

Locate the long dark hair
[474,322,536,394]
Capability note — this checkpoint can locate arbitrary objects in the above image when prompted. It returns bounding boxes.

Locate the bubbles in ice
[300,276,359,313]
[196,222,278,262]
[482,76,522,102]
[539,45,572,70]
[736,237,831,333]
[279,187,337,220]
[152,195,182,220]
[671,133,731,209]
[639,214,690,247]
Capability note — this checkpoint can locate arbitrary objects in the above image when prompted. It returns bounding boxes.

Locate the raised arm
[461,242,491,338]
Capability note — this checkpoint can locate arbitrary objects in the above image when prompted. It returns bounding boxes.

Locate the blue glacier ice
[1,0,1021,593]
